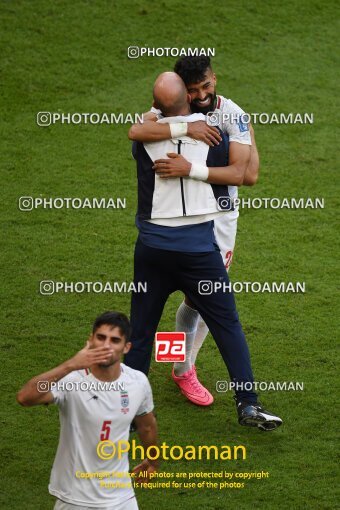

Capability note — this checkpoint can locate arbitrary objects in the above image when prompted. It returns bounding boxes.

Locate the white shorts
[214,213,238,270]
[54,496,138,510]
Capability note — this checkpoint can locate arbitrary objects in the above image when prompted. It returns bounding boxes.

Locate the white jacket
[135,114,231,226]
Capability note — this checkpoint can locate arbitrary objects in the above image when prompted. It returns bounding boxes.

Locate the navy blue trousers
[124,237,257,403]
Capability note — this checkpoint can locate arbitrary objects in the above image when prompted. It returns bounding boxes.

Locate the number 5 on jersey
[100,420,112,440]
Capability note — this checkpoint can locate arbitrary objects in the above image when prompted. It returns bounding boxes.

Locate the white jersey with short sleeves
[49,364,153,508]
[212,95,252,266]
[218,96,251,145]
[214,95,251,216]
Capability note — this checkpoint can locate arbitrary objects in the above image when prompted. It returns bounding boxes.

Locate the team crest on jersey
[120,391,129,414]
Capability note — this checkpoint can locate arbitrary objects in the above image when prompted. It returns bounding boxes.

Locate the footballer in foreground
[17,311,158,510]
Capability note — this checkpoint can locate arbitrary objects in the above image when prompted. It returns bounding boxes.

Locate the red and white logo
[155,332,186,362]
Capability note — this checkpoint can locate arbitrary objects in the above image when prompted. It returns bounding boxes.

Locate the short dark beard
[190,92,217,115]
[98,360,115,368]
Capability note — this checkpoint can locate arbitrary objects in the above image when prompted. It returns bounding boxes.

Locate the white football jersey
[211,95,252,264]
[49,364,153,508]
[216,95,251,144]
[214,95,251,217]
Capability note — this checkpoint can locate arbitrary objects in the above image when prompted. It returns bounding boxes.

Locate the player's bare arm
[153,142,250,186]
[132,411,159,481]
[128,121,171,142]
[207,142,250,185]
[242,124,259,186]
[16,343,113,407]
[128,119,221,146]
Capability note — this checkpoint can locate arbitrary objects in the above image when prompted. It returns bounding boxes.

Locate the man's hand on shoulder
[187,121,222,146]
[141,112,158,122]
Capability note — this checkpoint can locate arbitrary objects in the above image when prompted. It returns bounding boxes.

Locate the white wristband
[169,122,188,138]
[189,163,209,181]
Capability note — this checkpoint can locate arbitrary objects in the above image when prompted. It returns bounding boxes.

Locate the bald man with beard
[124,72,282,431]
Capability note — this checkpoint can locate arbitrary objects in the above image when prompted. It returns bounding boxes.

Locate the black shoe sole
[239,415,282,431]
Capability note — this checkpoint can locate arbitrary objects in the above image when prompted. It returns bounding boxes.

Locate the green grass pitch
[0,1,339,509]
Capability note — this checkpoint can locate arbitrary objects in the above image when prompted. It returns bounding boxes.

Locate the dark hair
[92,311,131,341]
[174,56,212,85]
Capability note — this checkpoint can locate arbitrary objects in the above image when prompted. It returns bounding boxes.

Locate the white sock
[191,316,209,365]
[173,301,200,376]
